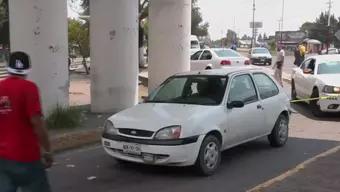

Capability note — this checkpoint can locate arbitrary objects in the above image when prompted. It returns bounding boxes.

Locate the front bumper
[102,134,204,166]
[319,93,340,112]
[251,58,272,64]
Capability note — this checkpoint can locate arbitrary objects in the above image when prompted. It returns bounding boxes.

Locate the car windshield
[253,48,269,54]
[147,76,228,105]
[317,61,340,75]
[214,49,240,57]
[191,41,200,49]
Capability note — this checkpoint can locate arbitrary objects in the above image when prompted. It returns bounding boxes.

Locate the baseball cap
[7,52,31,75]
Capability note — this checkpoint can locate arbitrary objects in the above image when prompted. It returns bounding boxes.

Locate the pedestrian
[299,43,307,61]
[273,45,285,86]
[0,52,53,192]
[294,45,302,66]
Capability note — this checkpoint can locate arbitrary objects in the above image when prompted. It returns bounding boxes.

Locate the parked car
[249,47,272,65]
[191,35,201,56]
[102,67,290,175]
[291,55,340,116]
[321,48,339,55]
[190,48,250,71]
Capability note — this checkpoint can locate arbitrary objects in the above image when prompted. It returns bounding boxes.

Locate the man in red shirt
[0,52,53,192]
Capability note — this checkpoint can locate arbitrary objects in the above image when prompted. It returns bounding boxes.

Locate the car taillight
[220,60,231,65]
[245,60,250,65]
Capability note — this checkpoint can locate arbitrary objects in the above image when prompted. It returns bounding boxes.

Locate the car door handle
[257,105,264,110]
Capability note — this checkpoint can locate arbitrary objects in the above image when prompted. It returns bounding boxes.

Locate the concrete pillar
[148,0,191,92]
[90,0,139,113]
[9,0,69,113]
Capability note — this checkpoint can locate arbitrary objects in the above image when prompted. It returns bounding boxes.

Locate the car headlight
[323,85,340,93]
[104,120,118,135]
[154,126,181,140]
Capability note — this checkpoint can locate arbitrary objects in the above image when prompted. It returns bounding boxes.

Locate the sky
[198,0,340,40]
[68,0,340,40]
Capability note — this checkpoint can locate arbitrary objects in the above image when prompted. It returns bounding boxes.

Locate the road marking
[246,145,340,192]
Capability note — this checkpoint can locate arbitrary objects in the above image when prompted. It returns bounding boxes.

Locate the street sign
[335,30,340,41]
[249,22,263,28]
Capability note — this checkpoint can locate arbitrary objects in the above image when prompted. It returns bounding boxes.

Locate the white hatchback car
[102,67,290,175]
[190,48,250,71]
[291,55,340,116]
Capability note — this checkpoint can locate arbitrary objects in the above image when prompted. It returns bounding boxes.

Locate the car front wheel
[291,80,297,100]
[310,89,324,117]
[195,135,221,176]
[268,114,289,147]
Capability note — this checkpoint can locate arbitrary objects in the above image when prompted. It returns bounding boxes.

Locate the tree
[263,33,268,40]
[258,33,263,42]
[300,12,339,47]
[226,29,237,45]
[68,19,90,74]
[191,0,209,37]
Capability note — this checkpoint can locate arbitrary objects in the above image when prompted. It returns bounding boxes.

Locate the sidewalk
[249,146,340,192]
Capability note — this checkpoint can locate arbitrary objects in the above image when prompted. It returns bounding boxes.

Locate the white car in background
[102,67,290,176]
[321,48,339,55]
[190,48,250,71]
[249,47,272,65]
[291,55,340,116]
[190,35,201,56]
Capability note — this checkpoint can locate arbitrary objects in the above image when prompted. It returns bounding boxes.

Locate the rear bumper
[251,58,272,64]
[102,134,204,166]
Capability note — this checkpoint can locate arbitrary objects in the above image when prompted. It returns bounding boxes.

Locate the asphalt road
[49,81,340,192]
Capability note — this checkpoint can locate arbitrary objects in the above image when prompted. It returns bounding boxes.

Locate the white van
[191,35,200,56]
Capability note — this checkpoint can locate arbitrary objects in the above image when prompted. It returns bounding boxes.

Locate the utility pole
[280,0,285,45]
[252,0,256,48]
[326,0,332,54]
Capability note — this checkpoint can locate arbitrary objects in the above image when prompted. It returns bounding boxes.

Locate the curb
[51,128,103,153]
[246,145,340,192]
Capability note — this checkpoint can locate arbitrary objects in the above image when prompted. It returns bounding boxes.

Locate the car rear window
[214,49,240,58]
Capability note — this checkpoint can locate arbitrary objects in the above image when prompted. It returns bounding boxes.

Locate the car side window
[200,51,212,60]
[300,59,310,69]
[306,59,316,73]
[191,51,202,60]
[228,74,258,105]
[253,73,279,100]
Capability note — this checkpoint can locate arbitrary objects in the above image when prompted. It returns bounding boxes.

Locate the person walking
[299,43,307,62]
[294,45,302,66]
[273,45,285,86]
[0,52,53,192]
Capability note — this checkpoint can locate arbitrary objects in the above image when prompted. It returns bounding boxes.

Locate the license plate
[122,143,142,155]
[261,59,265,62]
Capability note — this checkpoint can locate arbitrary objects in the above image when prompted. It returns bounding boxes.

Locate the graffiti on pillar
[49,45,60,53]
[109,30,116,40]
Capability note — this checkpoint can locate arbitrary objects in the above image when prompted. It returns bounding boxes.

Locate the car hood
[251,53,272,58]
[108,103,215,132]
[317,74,340,86]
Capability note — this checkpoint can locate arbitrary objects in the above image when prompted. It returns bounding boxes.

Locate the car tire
[291,80,297,100]
[268,114,289,147]
[195,135,221,176]
[310,89,324,117]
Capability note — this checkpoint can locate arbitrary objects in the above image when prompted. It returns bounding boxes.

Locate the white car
[249,47,272,65]
[191,35,201,56]
[291,55,340,116]
[190,48,250,71]
[102,67,290,175]
[321,48,339,55]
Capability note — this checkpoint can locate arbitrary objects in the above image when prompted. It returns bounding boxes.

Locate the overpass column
[148,0,191,92]
[90,0,139,113]
[9,0,69,113]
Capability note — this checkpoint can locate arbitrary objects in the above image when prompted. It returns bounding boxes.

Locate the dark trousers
[0,158,51,192]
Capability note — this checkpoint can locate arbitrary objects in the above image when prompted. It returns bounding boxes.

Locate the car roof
[252,47,268,50]
[307,54,340,62]
[174,66,270,76]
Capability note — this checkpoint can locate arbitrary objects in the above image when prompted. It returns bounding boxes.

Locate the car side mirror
[303,69,312,74]
[227,101,245,109]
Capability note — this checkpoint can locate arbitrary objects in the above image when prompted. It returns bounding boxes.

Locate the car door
[190,50,203,71]
[197,50,213,69]
[297,58,317,97]
[252,73,282,134]
[223,74,265,148]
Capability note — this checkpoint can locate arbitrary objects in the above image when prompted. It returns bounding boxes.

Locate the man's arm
[31,115,53,168]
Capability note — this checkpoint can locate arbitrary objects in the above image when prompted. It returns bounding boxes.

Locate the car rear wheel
[195,135,221,176]
[291,80,297,100]
[268,114,289,147]
[310,89,324,117]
